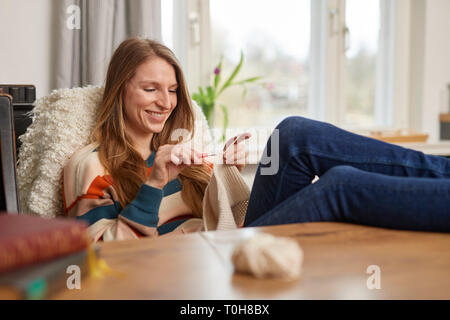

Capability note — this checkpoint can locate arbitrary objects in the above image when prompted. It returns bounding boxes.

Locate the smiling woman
[61,37,450,244]
[122,57,180,159]
[62,38,220,242]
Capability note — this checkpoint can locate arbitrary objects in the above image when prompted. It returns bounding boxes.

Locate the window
[161,0,174,50]
[344,0,381,127]
[342,0,395,129]
[210,0,311,130]
[164,0,399,131]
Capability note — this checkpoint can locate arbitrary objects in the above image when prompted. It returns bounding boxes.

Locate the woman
[63,37,248,242]
[64,37,450,243]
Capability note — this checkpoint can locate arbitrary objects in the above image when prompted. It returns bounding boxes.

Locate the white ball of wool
[231,232,303,280]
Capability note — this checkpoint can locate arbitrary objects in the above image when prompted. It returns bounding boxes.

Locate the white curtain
[54,0,161,89]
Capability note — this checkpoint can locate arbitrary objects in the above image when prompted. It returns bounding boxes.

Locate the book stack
[0,213,91,299]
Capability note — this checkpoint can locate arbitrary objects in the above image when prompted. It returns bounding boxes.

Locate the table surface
[54,222,450,300]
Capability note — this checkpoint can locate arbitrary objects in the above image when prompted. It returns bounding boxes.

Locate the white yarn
[231,233,303,280]
[16,86,211,218]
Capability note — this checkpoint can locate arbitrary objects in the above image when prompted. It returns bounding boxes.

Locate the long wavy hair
[91,37,211,218]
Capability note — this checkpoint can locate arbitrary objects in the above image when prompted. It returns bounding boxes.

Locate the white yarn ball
[231,233,303,280]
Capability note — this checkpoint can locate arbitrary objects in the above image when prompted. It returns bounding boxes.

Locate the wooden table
[54,222,450,300]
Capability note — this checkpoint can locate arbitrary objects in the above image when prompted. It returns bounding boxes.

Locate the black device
[0,93,20,213]
[0,84,35,154]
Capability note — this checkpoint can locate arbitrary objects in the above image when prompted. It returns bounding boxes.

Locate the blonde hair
[91,37,211,218]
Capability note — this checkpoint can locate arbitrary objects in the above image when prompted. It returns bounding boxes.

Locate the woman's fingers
[165,141,253,168]
[223,132,251,167]
[224,141,246,164]
[191,148,203,164]
[180,148,195,165]
[149,144,203,189]
[170,146,183,165]
[170,144,202,166]
[223,132,252,153]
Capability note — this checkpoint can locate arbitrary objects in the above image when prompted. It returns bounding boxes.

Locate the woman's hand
[223,133,252,172]
[146,144,202,189]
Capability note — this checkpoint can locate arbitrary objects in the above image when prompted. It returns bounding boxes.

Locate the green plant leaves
[217,51,244,97]
[192,51,262,141]
[220,103,229,142]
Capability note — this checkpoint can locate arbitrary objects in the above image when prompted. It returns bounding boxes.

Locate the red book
[0,214,88,273]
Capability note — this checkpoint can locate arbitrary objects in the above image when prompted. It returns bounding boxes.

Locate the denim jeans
[244,116,450,232]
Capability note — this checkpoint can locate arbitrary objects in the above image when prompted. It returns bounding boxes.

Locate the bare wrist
[145,179,164,190]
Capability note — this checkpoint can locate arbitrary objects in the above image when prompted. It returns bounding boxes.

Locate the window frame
[171,0,410,133]
[317,0,405,132]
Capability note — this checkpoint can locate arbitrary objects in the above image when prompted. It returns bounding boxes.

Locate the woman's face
[123,56,178,138]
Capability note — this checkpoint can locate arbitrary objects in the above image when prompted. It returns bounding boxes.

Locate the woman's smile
[144,110,168,123]
[123,56,178,137]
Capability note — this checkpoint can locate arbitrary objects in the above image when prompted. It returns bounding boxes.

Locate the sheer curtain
[54,0,161,89]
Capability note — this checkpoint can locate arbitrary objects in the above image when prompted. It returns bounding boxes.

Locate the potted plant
[192,51,261,142]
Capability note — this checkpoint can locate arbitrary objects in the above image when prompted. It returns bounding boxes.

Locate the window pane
[210,0,310,129]
[161,0,174,50]
[344,0,380,127]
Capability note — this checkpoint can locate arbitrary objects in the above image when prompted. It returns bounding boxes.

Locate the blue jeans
[244,116,450,232]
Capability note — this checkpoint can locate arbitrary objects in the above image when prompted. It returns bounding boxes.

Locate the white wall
[409,0,450,142]
[0,0,55,99]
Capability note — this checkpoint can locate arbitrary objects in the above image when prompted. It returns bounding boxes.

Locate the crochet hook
[200,153,216,158]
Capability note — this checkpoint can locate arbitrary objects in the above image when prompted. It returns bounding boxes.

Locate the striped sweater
[63,143,206,242]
